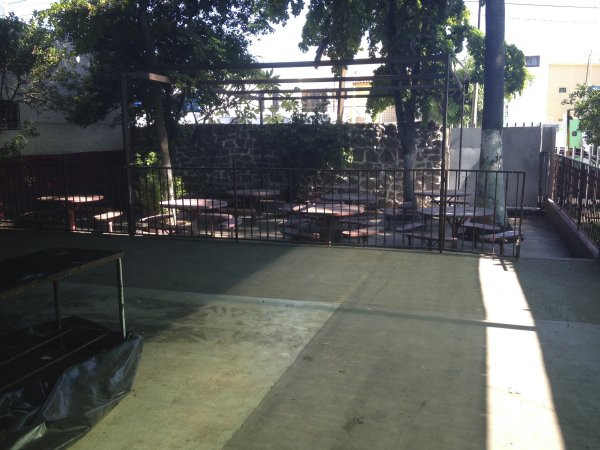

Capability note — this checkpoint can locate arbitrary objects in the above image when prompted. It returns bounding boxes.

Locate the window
[525,55,540,67]
[0,101,19,130]
[301,92,328,112]
[559,87,567,93]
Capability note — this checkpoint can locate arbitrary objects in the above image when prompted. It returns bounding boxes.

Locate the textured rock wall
[170,122,444,171]
[140,123,446,205]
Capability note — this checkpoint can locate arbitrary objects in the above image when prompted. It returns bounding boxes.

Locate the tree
[40,0,301,181]
[0,14,63,157]
[453,29,530,127]
[288,0,528,201]
[295,0,471,201]
[477,0,506,227]
[563,84,600,148]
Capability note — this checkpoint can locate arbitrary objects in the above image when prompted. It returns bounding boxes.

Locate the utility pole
[471,0,483,127]
[1,0,7,17]
[477,0,507,227]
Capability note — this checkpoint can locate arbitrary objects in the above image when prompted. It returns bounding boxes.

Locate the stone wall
[132,122,445,205]
[169,122,444,171]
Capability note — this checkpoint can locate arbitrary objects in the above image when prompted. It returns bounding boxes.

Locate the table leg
[116,258,126,339]
[67,208,76,231]
[53,280,62,332]
[190,213,198,236]
[323,217,335,245]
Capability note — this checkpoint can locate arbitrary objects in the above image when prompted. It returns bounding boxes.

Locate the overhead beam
[161,55,447,71]
[124,71,172,84]
[194,72,446,86]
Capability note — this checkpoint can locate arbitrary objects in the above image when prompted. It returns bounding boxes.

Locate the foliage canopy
[40,0,302,129]
[563,84,600,148]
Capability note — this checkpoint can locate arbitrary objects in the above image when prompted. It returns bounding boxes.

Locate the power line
[507,16,597,24]
[465,1,600,9]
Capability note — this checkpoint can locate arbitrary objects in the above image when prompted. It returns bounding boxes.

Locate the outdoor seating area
[0,165,529,258]
[3,2,600,448]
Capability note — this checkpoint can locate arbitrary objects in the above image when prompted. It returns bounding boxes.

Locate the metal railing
[0,163,526,257]
[553,154,600,249]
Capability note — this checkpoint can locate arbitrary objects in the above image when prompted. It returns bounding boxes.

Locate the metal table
[37,195,104,231]
[0,247,126,338]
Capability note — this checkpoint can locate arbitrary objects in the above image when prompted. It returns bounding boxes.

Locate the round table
[227,189,281,223]
[37,195,104,231]
[419,206,492,237]
[294,203,365,244]
[414,190,471,205]
[160,198,227,235]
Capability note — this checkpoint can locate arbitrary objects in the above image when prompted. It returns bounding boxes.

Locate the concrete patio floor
[1,229,599,449]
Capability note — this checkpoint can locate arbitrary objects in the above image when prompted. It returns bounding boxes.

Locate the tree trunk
[138,1,174,200]
[395,94,418,202]
[477,0,506,227]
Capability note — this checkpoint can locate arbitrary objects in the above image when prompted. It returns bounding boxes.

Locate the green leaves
[0,14,64,107]
[563,84,600,147]
[40,1,297,128]
[466,28,530,100]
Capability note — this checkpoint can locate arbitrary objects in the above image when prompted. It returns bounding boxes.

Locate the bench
[338,214,384,227]
[93,211,123,233]
[395,221,424,233]
[341,227,381,244]
[460,219,502,238]
[478,230,524,256]
[226,207,257,224]
[280,217,312,228]
[137,214,191,235]
[280,226,320,241]
[405,232,457,249]
[213,216,243,237]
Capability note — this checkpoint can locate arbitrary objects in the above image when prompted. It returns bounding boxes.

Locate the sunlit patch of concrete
[478,257,565,450]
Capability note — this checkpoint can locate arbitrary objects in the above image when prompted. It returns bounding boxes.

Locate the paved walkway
[1,230,598,449]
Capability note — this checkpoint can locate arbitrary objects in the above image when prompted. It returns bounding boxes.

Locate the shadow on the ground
[0,229,491,449]
[512,258,600,449]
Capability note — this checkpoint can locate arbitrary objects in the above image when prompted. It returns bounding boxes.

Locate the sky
[3,0,599,65]
[3,0,599,123]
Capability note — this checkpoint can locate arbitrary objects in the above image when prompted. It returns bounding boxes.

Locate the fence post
[61,156,70,232]
[233,161,239,242]
[126,164,136,236]
[576,164,587,229]
[438,169,447,253]
[547,152,557,206]
[557,156,565,207]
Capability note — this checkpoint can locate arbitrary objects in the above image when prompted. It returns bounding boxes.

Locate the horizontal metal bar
[0,329,74,369]
[161,55,448,72]
[215,84,442,96]
[193,72,447,86]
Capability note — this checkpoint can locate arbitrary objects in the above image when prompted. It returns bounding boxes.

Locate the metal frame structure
[120,55,468,249]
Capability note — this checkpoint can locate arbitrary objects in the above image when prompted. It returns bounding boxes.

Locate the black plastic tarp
[0,334,143,450]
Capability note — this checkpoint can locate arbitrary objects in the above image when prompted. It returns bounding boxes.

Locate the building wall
[0,104,122,155]
[546,63,600,123]
[449,125,556,208]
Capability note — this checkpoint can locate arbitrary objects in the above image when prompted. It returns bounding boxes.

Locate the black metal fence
[0,163,526,257]
[553,154,600,249]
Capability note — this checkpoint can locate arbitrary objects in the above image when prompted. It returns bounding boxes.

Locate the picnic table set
[25,183,522,254]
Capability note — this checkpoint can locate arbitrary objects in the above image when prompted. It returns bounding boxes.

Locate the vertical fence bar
[61,156,70,232]
[577,164,586,228]
[233,162,239,242]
